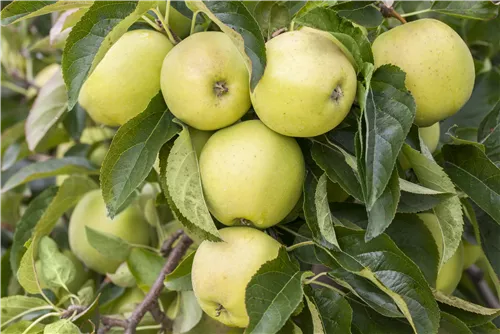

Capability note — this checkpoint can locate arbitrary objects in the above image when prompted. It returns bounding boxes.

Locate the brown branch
[466,264,500,309]
[149,300,170,333]
[160,229,184,257]
[378,3,407,24]
[124,234,193,334]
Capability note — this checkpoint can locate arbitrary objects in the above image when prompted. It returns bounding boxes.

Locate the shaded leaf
[0,1,91,25]
[438,312,472,334]
[164,251,194,291]
[478,101,500,165]
[431,1,499,20]
[85,226,131,262]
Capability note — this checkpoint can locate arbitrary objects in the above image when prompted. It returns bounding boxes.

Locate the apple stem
[330,85,344,103]
[214,81,229,97]
[378,3,407,24]
[215,304,225,317]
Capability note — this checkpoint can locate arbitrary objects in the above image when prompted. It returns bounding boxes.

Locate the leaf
[26,68,66,151]
[470,202,500,277]
[186,1,265,90]
[246,248,304,334]
[304,285,352,333]
[365,167,400,240]
[38,236,76,291]
[251,1,304,40]
[50,8,88,48]
[333,1,384,28]
[0,1,91,25]
[478,101,500,165]
[398,179,451,214]
[294,6,373,66]
[303,172,338,248]
[363,65,416,209]
[430,1,499,20]
[10,187,58,274]
[349,300,413,334]
[470,322,500,334]
[163,125,220,241]
[2,157,97,192]
[101,93,179,217]
[438,312,472,334]
[402,144,464,265]
[44,319,80,334]
[62,0,155,109]
[0,295,48,323]
[127,248,164,291]
[63,103,87,142]
[311,141,363,201]
[164,251,194,291]
[443,144,500,225]
[173,291,203,334]
[435,291,500,327]
[85,226,131,262]
[3,320,44,334]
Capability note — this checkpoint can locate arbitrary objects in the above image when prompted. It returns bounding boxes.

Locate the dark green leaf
[443,144,500,225]
[430,1,499,20]
[2,157,97,192]
[101,93,179,217]
[438,312,472,334]
[186,1,266,90]
[63,103,87,141]
[471,203,500,276]
[470,322,500,334]
[349,299,413,334]
[246,248,304,334]
[398,179,451,213]
[478,101,500,165]
[333,1,384,28]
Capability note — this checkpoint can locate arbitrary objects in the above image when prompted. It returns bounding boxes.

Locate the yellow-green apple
[251,28,357,137]
[160,32,250,130]
[199,120,305,228]
[79,30,173,126]
[192,227,281,327]
[372,19,475,127]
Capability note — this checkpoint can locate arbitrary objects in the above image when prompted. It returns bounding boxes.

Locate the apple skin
[418,213,464,294]
[79,30,173,126]
[419,122,440,154]
[192,227,282,327]
[251,28,357,137]
[199,120,305,228]
[160,31,250,131]
[372,19,475,127]
[462,240,483,270]
[68,190,150,274]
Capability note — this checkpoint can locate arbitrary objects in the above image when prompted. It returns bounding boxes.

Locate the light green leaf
[173,291,203,334]
[85,226,131,262]
[38,236,76,291]
[0,1,91,25]
[44,319,80,334]
[127,248,164,291]
[2,157,97,193]
[3,320,44,334]
[0,295,48,323]
[165,251,195,291]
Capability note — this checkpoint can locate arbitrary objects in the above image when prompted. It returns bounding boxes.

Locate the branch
[125,234,193,334]
[378,3,407,24]
[466,264,500,309]
[160,229,184,257]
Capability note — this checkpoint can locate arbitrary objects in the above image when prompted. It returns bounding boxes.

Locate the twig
[378,3,407,24]
[149,300,170,333]
[125,234,193,334]
[160,229,184,257]
[466,264,500,309]
[98,317,129,334]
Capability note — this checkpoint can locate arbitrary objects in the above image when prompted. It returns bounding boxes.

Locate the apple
[68,189,150,274]
[199,120,305,228]
[79,30,173,126]
[160,31,250,130]
[251,28,357,137]
[418,213,464,294]
[462,240,483,270]
[192,227,282,327]
[419,122,440,153]
[372,19,475,127]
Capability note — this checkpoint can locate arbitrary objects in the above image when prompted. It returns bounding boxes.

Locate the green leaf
[402,144,464,265]
[43,319,80,334]
[26,68,67,151]
[398,179,451,214]
[349,300,413,334]
[38,236,76,291]
[363,65,416,210]
[304,285,352,333]
[333,1,384,28]
[85,226,131,262]
[127,248,164,291]
[435,291,500,327]
[10,187,58,274]
[0,1,91,25]
[294,7,373,66]
[303,172,338,248]
[101,93,179,217]
[0,295,48,323]
[470,322,500,334]
[62,0,155,109]
[2,157,97,192]
[438,312,472,334]
[173,291,203,334]
[162,125,220,241]
[430,1,499,20]
[246,248,304,334]
[2,320,44,334]
[1,250,13,297]
[365,167,400,240]
[186,1,266,90]
[164,251,194,291]
[311,141,363,201]
[251,1,305,40]
[443,144,500,225]
[478,100,500,165]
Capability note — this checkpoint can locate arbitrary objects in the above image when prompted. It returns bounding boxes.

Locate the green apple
[372,19,475,127]
[160,31,250,130]
[419,122,440,153]
[79,30,173,126]
[107,262,136,288]
[199,120,305,228]
[68,189,150,274]
[192,227,282,327]
[462,240,483,270]
[251,28,357,137]
[418,213,464,294]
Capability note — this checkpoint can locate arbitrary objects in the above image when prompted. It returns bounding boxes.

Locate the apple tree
[1,1,500,334]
